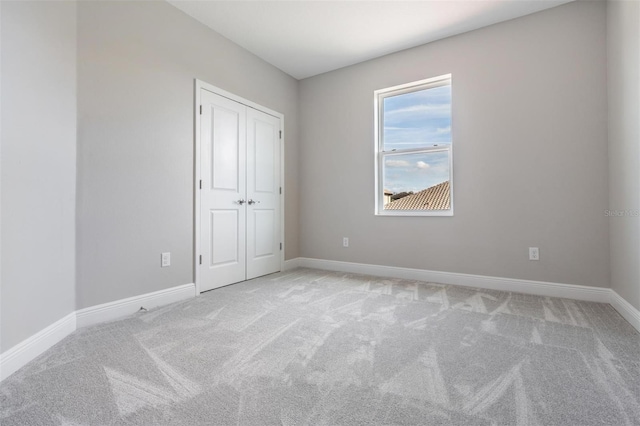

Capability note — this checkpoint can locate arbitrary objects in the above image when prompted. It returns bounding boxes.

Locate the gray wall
[76,1,299,309]
[1,1,77,351]
[299,1,610,288]
[607,0,640,310]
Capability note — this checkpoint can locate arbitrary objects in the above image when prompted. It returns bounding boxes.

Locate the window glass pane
[383,151,450,210]
[383,84,451,152]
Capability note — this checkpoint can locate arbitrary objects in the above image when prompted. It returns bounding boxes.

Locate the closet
[197,84,282,292]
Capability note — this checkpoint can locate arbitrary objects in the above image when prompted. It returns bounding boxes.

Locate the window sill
[375,209,454,217]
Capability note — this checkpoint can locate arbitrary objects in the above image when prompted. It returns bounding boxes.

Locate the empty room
[1,0,639,424]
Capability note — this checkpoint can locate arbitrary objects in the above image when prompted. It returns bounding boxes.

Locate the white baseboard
[2,266,636,385]
[283,258,302,271]
[295,257,611,303]
[0,312,76,382]
[76,283,196,328]
[294,257,640,333]
[1,283,196,383]
[610,290,640,332]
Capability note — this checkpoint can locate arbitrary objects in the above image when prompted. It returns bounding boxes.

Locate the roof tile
[384,181,450,210]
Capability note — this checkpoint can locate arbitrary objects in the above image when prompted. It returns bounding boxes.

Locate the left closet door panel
[200,90,247,291]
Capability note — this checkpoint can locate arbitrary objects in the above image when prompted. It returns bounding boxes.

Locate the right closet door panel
[246,107,281,280]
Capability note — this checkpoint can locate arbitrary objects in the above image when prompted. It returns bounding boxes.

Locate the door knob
[247,199,260,205]
[237,199,245,205]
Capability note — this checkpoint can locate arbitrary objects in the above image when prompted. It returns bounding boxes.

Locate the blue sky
[382,84,451,194]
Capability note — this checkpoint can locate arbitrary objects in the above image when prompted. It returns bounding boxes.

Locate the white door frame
[194,79,285,294]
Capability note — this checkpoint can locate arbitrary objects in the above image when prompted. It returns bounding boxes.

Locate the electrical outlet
[343,237,349,248]
[161,252,171,267]
[529,247,539,261]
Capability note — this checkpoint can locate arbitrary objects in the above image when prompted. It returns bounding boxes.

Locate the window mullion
[381,146,449,155]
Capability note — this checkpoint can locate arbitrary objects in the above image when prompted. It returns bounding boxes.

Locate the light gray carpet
[1,268,639,425]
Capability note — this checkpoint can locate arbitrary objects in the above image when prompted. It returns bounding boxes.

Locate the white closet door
[200,90,247,291]
[246,107,281,280]
[198,86,282,292]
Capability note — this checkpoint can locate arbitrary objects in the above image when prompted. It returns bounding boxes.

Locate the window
[375,75,453,216]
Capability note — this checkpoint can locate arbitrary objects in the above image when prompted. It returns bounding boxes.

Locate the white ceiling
[168,0,574,80]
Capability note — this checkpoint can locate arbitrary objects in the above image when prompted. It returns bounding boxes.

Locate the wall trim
[2,267,637,384]
[610,290,640,332]
[294,257,640,333]
[295,257,611,302]
[0,312,76,382]
[76,283,196,328]
[1,283,196,383]
[283,258,302,271]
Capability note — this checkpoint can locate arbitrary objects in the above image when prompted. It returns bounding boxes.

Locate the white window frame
[374,74,454,217]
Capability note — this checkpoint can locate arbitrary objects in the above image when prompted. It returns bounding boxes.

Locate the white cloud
[416,161,430,169]
[386,159,411,168]
[436,126,451,134]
